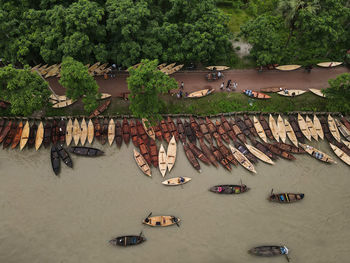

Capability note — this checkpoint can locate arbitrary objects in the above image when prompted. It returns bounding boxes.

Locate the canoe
[20,121,30,150]
[188,142,211,165]
[288,115,304,143]
[43,121,52,148]
[230,119,246,144]
[328,115,341,142]
[56,144,73,168]
[235,116,252,140]
[305,116,318,140]
[199,118,212,144]
[242,90,271,99]
[174,119,185,143]
[69,146,104,157]
[166,136,177,172]
[138,137,151,165]
[51,145,60,176]
[3,122,17,149]
[157,63,166,70]
[87,119,94,144]
[136,119,148,144]
[88,100,111,119]
[206,66,230,71]
[187,88,214,98]
[309,88,326,98]
[217,140,238,166]
[165,64,184,75]
[184,120,196,143]
[100,93,111,100]
[269,192,304,203]
[259,115,274,140]
[99,118,108,145]
[49,94,67,102]
[313,115,324,140]
[158,144,167,177]
[250,139,277,160]
[199,138,219,167]
[88,62,100,73]
[80,118,87,146]
[160,120,171,143]
[154,123,163,141]
[243,114,258,137]
[52,99,76,108]
[266,143,296,160]
[245,144,274,165]
[274,142,305,154]
[122,118,130,144]
[190,116,202,140]
[0,119,4,135]
[109,234,146,247]
[159,63,176,73]
[142,118,156,140]
[51,120,59,145]
[73,118,81,145]
[335,119,350,141]
[130,120,138,147]
[277,89,306,97]
[317,62,342,67]
[320,116,334,142]
[183,143,201,172]
[229,144,256,173]
[342,140,350,149]
[11,121,23,149]
[330,143,350,166]
[299,143,336,164]
[66,119,73,146]
[297,113,311,141]
[253,116,267,143]
[35,122,44,150]
[0,121,12,144]
[166,117,178,142]
[58,120,66,143]
[275,65,301,71]
[284,119,298,147]
[148,140,158,168]
[27,123,37,149]
[260,87,283,93]
[277,115,286,143]
[115,120,123,148]
[269,114,279,142]
[108,119,115,145]
[209,184,249,194]
[221,116,236,142]
[133,148,151,176]
[162,177,191,186]
[211,145,232,171]
[341,117,350,131]
[215,120,230,144]
[143,215,180,227]
[234,141,258,163]
[249,246,289,257]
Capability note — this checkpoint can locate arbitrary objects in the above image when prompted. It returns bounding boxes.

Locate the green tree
[0,65,50,116]
[59,57,100,112]
[127,59,178,122]
[323,73,350,113]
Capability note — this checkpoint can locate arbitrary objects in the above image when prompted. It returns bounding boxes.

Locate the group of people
[220,80,238,92]
[176,81,188,98]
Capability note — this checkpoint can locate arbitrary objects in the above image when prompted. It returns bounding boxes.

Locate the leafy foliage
[0,65,50,116]
[323,73,350,113]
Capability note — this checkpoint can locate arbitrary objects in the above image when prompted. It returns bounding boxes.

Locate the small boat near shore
[317,62,342,67]
[66,119,73,146]
[211,145,232,171]
[142,118,156,140]
[274,142,305,154]
[306,115,318,140]
[51,145,60,176]
[328,114,341,142]
[276,64,301,71]
[309,88,326,98]
[210,184,249,194]
[89,100,111,119]
[277,89,306,97]
[56,144,73,168]
[330,143,350,166]
[298,113,311,141]
[20,121,30,150]
[186,88,214,98]
[277,115,286,143]
[108,119,115,145]
[266,143,296,160]
[206,66,229,71]
[335,119,350,141]
[253,116,267,142]
[229,144,256,173]
[242,90,271,99]
[162,177,191,186]
[69,146,104,157]
[158,144,167,177]
[299,143,336,164]
[313,115,324,140]
[284,119,298,147]
[133,148,151,176]
[260,87,282,93]
[166,136,177,172]
[269,114,279,142]
[183,143,201,172]
[122,118,130,144]
[245,144,274,165]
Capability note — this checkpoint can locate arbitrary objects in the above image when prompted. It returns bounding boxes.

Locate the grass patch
[219,7,252,34]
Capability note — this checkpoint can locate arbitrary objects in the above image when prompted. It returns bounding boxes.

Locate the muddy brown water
[0,139,349,263]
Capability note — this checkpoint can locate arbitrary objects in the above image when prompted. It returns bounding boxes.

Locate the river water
[0,138,349,263]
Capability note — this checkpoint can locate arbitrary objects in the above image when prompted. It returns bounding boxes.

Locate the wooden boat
[260,87,283,93]
[133,149,151,176]
[217,140,238,166]
[58,119,66,144]
[341,117,350,131]
[183,143,201,172]
[34,121,44,150]
[266,143,296,160]
[160,63,176,73]
[269,191,305,203]
[160,120,171,143]
[88,62,100,73]
[188,142,211,165]
[277,115,286,143]
[89,100,111,119]
[142,118,156,140]
[297,113,311,141]
[0,121,12,144]
[274,142,305,154]
[158,144,167,177]
[245,144,274,165]
[162,177,191,186]
[153,123,163,141]
[165,64,184,75]
[313,115,324,140]
[229,144,256,173]
[305,115,318,140]
[43,121,52,148]
[269,114,279,142]
[56,144,73,168]
[138,137,151,166]
[51,145,60,176]
[206,66,230,71]
[189,116,201,139]
[199,138,219,167]
[320,116,334,142]
[288,115,304,142]
[335,119,350,141]
[253,116,267,142]
[251,139,277,160]
[259,115,274,140]
[109,233,146,247]
[211,145,231,171]
[184,120,196,143]
[73,118,81,145]
[11,121,23,149]
[3,122,17,148]
[199,118,212,143]
[235,116,252,139]
[242,90,271,99]
[176,118,186,143]
[52,99,76,108]
[210,184,249,194]
[330,143,350,166]
[243,114,258,137]
[234,141,258,163]
[66,119,73,146]
[167,116,180,142]
[143,215,180,227]
[78,118,86,145]
[309,88,326,98]
[230,119,246,144]
[249,246,289,258]
[115,120,123,148]
[215,120,230,144]
[317,62,342,67]
[299,143,336,163]
[342,140,350,149]
[45,64,61,77]
[186,88,214,98]
[100,118,109,145]
[122,118,130,144]
[87,119,94,144]
[69,146,104,157]
[284,119,298,147]
[221,116,236,141]
[0,119,4,135]
[166,136,177,171]
[277,89,306,97]
[147,139,158,167]
[328,115,340,142]
[130,120,138,147]
[27,123,37,149]
[19,121,30,150]
[52,120,59,145]
[100,93,111,100]
[135,119,148,143]
[276,64,301,71]
[108,119,115,145]
[157,63,166,70]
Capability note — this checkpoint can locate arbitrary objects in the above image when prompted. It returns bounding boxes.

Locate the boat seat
[156,221,161,226]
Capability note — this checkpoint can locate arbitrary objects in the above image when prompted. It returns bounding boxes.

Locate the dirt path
[48,67,349,97]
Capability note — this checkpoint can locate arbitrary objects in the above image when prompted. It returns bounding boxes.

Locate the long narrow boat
[284,119,298,147]
[269,191,304,203]
[133,148,151,176]
[329,143,350,166]
[211,145,232,171]
[235,116,252,140]
[231,119,246,144]
[159,63,176,73]
[277,89,306,97]
[215,120,230,144]
[109,233,146,247]
[188,142,211,165]
[183,143,201,172]
[309,88,326,98]
[0,121,12,144]
[115,120,123,148]
[165,64,183,75]
[3,122,17,148]
[69,146,104,157]
[328,114,341,142]
[277,115,286,143]
[154,123,163,141]
[158,144,167,177]
[199,118,212,143]
[130,120,138,147]
[191,117,203,141]
[27,123,37,149]
[335,119,350,141]
[0,119,5,135]
[289,115,304,142]
[52,99,76,109]
[253,116,267,142]
[51,145,60,176]
[138,137,151,166]
[210,184,249,194]
[35,121,44,150]
[199,138,219,167]
[108,119,115,145]
[243,114,258,137]
[317,62,342,67]
[162,177,191,186]
[320,116,334,142]
[206,66,230,71]
[167,117,180,142]
[299,143,336,164]
[269,114,279,142]
[186,88,214,98]
[43,121,51,148]
[79,118,87,146]
[176,118,186,143]
[56,144,73,168]
[51,120,59,145]
[229,144,256,173]
[142,118,156,140]
[73,118,81,145]
[58,119,66,144]
[313,115,324,140]
[342,140,350,149]
[260,87,282,93]
[19,121,30,150]
[251,139,277,160]
[217,140,238,166]
[184,120,196,143]
[235,142,258,163]
[66,119,73,146]
[88,100,111,119]
[249,246,290,258]
[220,116,236,141]
[87,119,94,144]
[160,120,171,143]
[166,136,177,172]
[143,215,180,227]
[341,117,350,131]
[305,116,318,140]
[275,64,301,71]
[122,118,130,144]
[245,144,274,165]
[242,90,271,99]
[100,118,108,145]
[297,113,311,141]
[274,142,305,154]
[11,121,23,149]
[266,143,296,160]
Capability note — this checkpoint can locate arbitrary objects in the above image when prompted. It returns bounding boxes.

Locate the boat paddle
[285,254,290,262]
[144,212,152,222]
[271,188,274,195]
[171,216,180,227]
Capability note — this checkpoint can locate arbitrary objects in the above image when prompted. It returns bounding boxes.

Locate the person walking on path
[180,81,184,90]
[233,81,238,91]
[220,82,224,91]
[226,79,231,90]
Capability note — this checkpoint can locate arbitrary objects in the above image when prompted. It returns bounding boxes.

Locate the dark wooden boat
[288,115,305,142]
[138,137,152,166]
[130,120,139,147]
[0,119,5,134]
[217,140,238,166]
[56,144,73,168]
[190,116,203,139]
[215,120,230,144]
[320,116,334,142]
[167,116,179,142]
[212,129,223,145]
[243,114,258,137]
[199,138,219,167]
[234,142,258,163]
[100,118,108,145]
[149,139,158,167]
[58,119,66,143]
[3,122,17,148]
[176,118,187,143]
[341,117,350,131]
[122,118,130,144]
[0,121,12,144]
[333,140,350,156]
[88,99,111,118]
[153,123,163,141]
[269,190,304,203]
[259,115,274,140]
[230,119,246,144]
[235,116,252,140]
[27,123,37,149]
[183,143,201,171]
[115,120,123,147]
[251,139,277,160]
[184,120,196,143]
[93,118,102,142]
[43,121,52,148]
[211,145,231,171]
[205,117,217,136]
[266,143,296,160]
[69,146,104,156]
[109,233,146,247]
[160,119,171,143]
[210,184,249,194]
[249,246,289,258]
[51,120,59,145]
[199,118,212,144]
[274,142,305,154]
[188,142,211,165]
[11,121,23,149]
[220,116,236,142]
[51,145,60,175]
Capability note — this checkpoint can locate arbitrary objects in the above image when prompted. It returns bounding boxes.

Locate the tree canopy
[323,73,350,113]
[127,59,178,122]
[0,65,50,116]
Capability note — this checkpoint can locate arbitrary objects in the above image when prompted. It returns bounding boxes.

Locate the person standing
[220,82,224,91]
[233,81,238,90]
[180,81,184,90]
[226,79,231,89]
